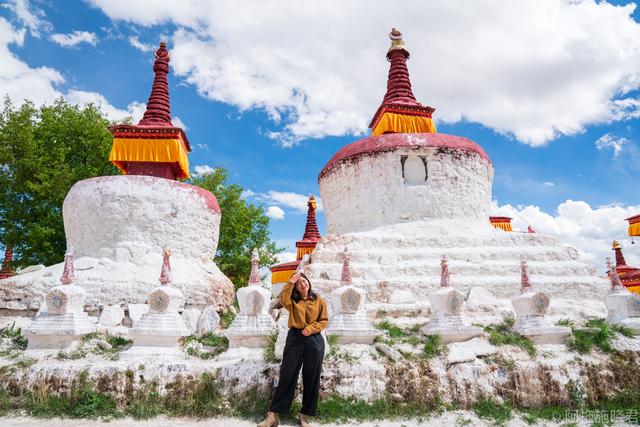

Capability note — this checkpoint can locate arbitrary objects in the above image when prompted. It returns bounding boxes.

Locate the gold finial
[160,41,166,47]
[612,240,622,250]
[308,194,317,210]
[388,27,407,53]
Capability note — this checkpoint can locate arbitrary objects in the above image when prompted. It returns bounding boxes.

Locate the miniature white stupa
[326,248,377,344]
[25,246,95,350]
[512,258,571,344]
[126,250,190,352]
[605,258,640,335]
[420,256,482,343]
[305,29,607,322]
[225,249,276,348]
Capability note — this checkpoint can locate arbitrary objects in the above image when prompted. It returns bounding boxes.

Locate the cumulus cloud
[266,206,285,220]
[493,199,640,270]
[192,164,216,176]
[88,0,640,146]
[264,191,322,214]
[2,0,50,37]
[51,30,97,47]
[128,35,154,52]
[595,133,630,157]
[276,251,296,263]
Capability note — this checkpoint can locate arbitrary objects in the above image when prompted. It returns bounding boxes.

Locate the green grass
[219,304,238,329]
[56,347,87,360]
[183,333,229,359]
[484,318,536,356]
[313,395,440,423]
[472,396,512,425]
[0,322,28,356]
[422,335,442,359]
[264,331,278,363]
[564,318,632,354]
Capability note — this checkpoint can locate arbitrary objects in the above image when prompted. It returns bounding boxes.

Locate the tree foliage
[0,98,119,267]
[189,168,281,288]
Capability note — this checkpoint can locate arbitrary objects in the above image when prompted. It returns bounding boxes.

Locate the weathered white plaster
[0,176,234,312]
[319,138,493,235]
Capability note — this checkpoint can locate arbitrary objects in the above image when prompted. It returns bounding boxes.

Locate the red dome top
[319,133,491,179]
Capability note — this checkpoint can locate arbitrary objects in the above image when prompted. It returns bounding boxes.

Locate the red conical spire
[341,247,352,285]
[440,255,450,288]
[159,249,172,285]
[607,257,624,291]
[302,195,321,242]
[60,245,75,285]
[520,257,532,293]
[0,245,14,279]
[612,240,627,267]
[369,29,436,135]
[248,248,261,285]
[138,42,173,127]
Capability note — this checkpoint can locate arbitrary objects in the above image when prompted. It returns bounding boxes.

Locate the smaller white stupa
[127,250,190,352]
[420,256,482,343]
[326,248,377,344]
[25,246,95,350]
[225,249,276,348]
[512,258,571,344]
[605,258,640,335]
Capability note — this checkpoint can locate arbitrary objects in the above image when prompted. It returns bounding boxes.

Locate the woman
[258,272,328,427]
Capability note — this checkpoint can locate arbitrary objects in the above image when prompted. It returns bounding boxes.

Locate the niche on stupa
[400,155,428,185]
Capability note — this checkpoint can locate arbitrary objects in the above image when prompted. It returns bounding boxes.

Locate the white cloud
[51,31,97,47]
[595,133,630,157]
[172,115,188,130]
[3,0,50,37]
[240,189,255,199]
[192,164,216,176]
[89,0,640,147]
[266,205,285,220]
[493,199,640,270]
[265,191,323,214]
[128,35,154,52]
[276,251,296,263]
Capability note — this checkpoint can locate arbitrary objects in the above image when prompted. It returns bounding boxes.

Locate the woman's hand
[289,272,301,284]
[302,328,310,336]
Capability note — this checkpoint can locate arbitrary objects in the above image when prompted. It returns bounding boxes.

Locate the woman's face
[295,276,310,296]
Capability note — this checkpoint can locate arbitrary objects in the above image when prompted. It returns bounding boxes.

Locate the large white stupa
[0,43,234,314]
[304,29,607,321]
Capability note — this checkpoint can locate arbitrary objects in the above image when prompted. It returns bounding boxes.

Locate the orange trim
[271,268,296,284]
[628,222,640,237]
[296,246,315,260]
[371,112,437,136]
[109,137,190,179]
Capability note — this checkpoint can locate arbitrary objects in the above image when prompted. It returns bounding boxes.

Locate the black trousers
[270,328,325,416]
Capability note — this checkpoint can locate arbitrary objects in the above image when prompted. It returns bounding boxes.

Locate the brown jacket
[280,282,328,335]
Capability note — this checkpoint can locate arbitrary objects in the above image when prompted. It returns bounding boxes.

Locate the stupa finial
[301,195,321,242]
[60,245,75,285]
[612,240,627,267]
[440,255,450,287]
[138,42,173,127]
[159,249,172,285]
[369,29,436,135]
[607,257,624,291]
[341,247,352,285]
[520,257,532,293]
[248,248,261,285]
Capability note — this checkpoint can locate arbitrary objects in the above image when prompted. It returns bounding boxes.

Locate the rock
[466,286,500,311]
[375,343,402,362]
[95,339,112,350]
[181,308,201,334]
[274,311,289,360]
[99,305,125,327]
[196,306,221,335]
[447,342,477,364]
[389,290,414,304]
[127,304,149,326]
[16,265,45,275]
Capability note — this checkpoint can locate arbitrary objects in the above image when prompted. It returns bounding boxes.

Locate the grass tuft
[264,331,278,363]
[472,396,512,425]
[422,335,442,359]
[484,318,536,356]
[565,318,631,354]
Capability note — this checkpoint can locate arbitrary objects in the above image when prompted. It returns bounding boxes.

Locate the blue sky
[1,0,639,267]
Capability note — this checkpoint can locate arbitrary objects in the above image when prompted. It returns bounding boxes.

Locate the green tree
[0,98,119,267]
[189,168,282,288]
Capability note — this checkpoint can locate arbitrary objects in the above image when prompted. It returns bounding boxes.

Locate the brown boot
[299,413,312,427]
[257,411,279,427]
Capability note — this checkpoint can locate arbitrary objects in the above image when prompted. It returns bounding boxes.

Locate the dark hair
[291,273,317,303]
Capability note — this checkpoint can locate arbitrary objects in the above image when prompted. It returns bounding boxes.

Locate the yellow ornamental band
[371,112,437,136]
[109,137,190,179]
[628,222,640,237]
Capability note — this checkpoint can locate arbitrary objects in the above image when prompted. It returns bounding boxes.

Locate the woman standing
[258,272,328,427]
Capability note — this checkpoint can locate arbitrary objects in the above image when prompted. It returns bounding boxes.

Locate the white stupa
[326,248,377,344]
[25,246,95,350]
[0,42,234,314]
[225,249,276,348]
[605,258,640,335]
[305,29,607,322]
